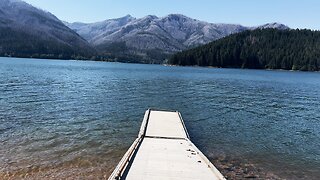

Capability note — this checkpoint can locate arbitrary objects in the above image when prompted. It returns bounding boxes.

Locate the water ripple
[0,58,319,179]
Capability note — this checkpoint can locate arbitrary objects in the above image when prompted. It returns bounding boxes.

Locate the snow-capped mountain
[0,0,94,58]
[256,22,290,30]
[65,14,288,62]
[0,0,290,63]
[66,14,249,52]
[64,15,136,41]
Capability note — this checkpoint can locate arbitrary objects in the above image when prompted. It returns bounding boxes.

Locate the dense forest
[95,42,170,64]
[0,0,96,61]
[169,29,320,71]
[0,27,95,60]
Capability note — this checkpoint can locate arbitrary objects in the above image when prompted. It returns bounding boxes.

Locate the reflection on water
[0,57,319,179]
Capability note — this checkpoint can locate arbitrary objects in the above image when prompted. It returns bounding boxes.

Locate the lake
[0,57,319,179]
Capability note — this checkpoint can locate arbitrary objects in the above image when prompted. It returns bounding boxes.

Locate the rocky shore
[210,156,283,179]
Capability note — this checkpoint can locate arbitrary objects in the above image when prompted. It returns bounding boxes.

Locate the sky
[23,0,320,30]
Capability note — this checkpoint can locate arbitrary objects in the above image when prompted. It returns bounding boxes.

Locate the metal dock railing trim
[108,109,151,180]
[178,111,190,139]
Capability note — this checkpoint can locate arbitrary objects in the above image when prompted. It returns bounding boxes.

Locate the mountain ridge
[0,0,290,63]
[0,0,95,59]
[65,14,289,63]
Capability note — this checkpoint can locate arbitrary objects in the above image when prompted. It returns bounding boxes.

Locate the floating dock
[109,109,225,180]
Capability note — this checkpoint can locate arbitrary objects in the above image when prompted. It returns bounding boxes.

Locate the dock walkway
[109,109,225,180]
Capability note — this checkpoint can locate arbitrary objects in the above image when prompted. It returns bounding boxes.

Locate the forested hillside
[66,14,289,63]
[169,29,320,71]
[0,0,94,60]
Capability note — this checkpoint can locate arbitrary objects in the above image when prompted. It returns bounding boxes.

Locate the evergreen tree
[169,29,320,71]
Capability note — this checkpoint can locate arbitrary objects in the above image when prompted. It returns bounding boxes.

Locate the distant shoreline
[163,63,320,73]
[2,56,320,72]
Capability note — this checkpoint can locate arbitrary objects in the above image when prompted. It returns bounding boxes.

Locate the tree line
[169,29,320,71]
[0,26,94,60]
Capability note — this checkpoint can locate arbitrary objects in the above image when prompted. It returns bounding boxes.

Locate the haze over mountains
[1,0,290,63]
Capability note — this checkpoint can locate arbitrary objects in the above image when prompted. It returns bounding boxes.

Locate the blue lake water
[0,57,319,179]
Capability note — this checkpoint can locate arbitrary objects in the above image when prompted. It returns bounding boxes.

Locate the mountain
[64,15,136,42]
[0,0,290,63]
[65,14,248,63]
[169,29,320,71]
[0,0,94,59]
[66,14,288,63]
[255,22,290,30]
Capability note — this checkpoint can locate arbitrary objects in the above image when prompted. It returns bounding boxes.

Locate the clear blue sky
[23,0,320,30]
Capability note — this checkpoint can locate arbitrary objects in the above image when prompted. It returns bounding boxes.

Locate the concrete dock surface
[109,109,225,180]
